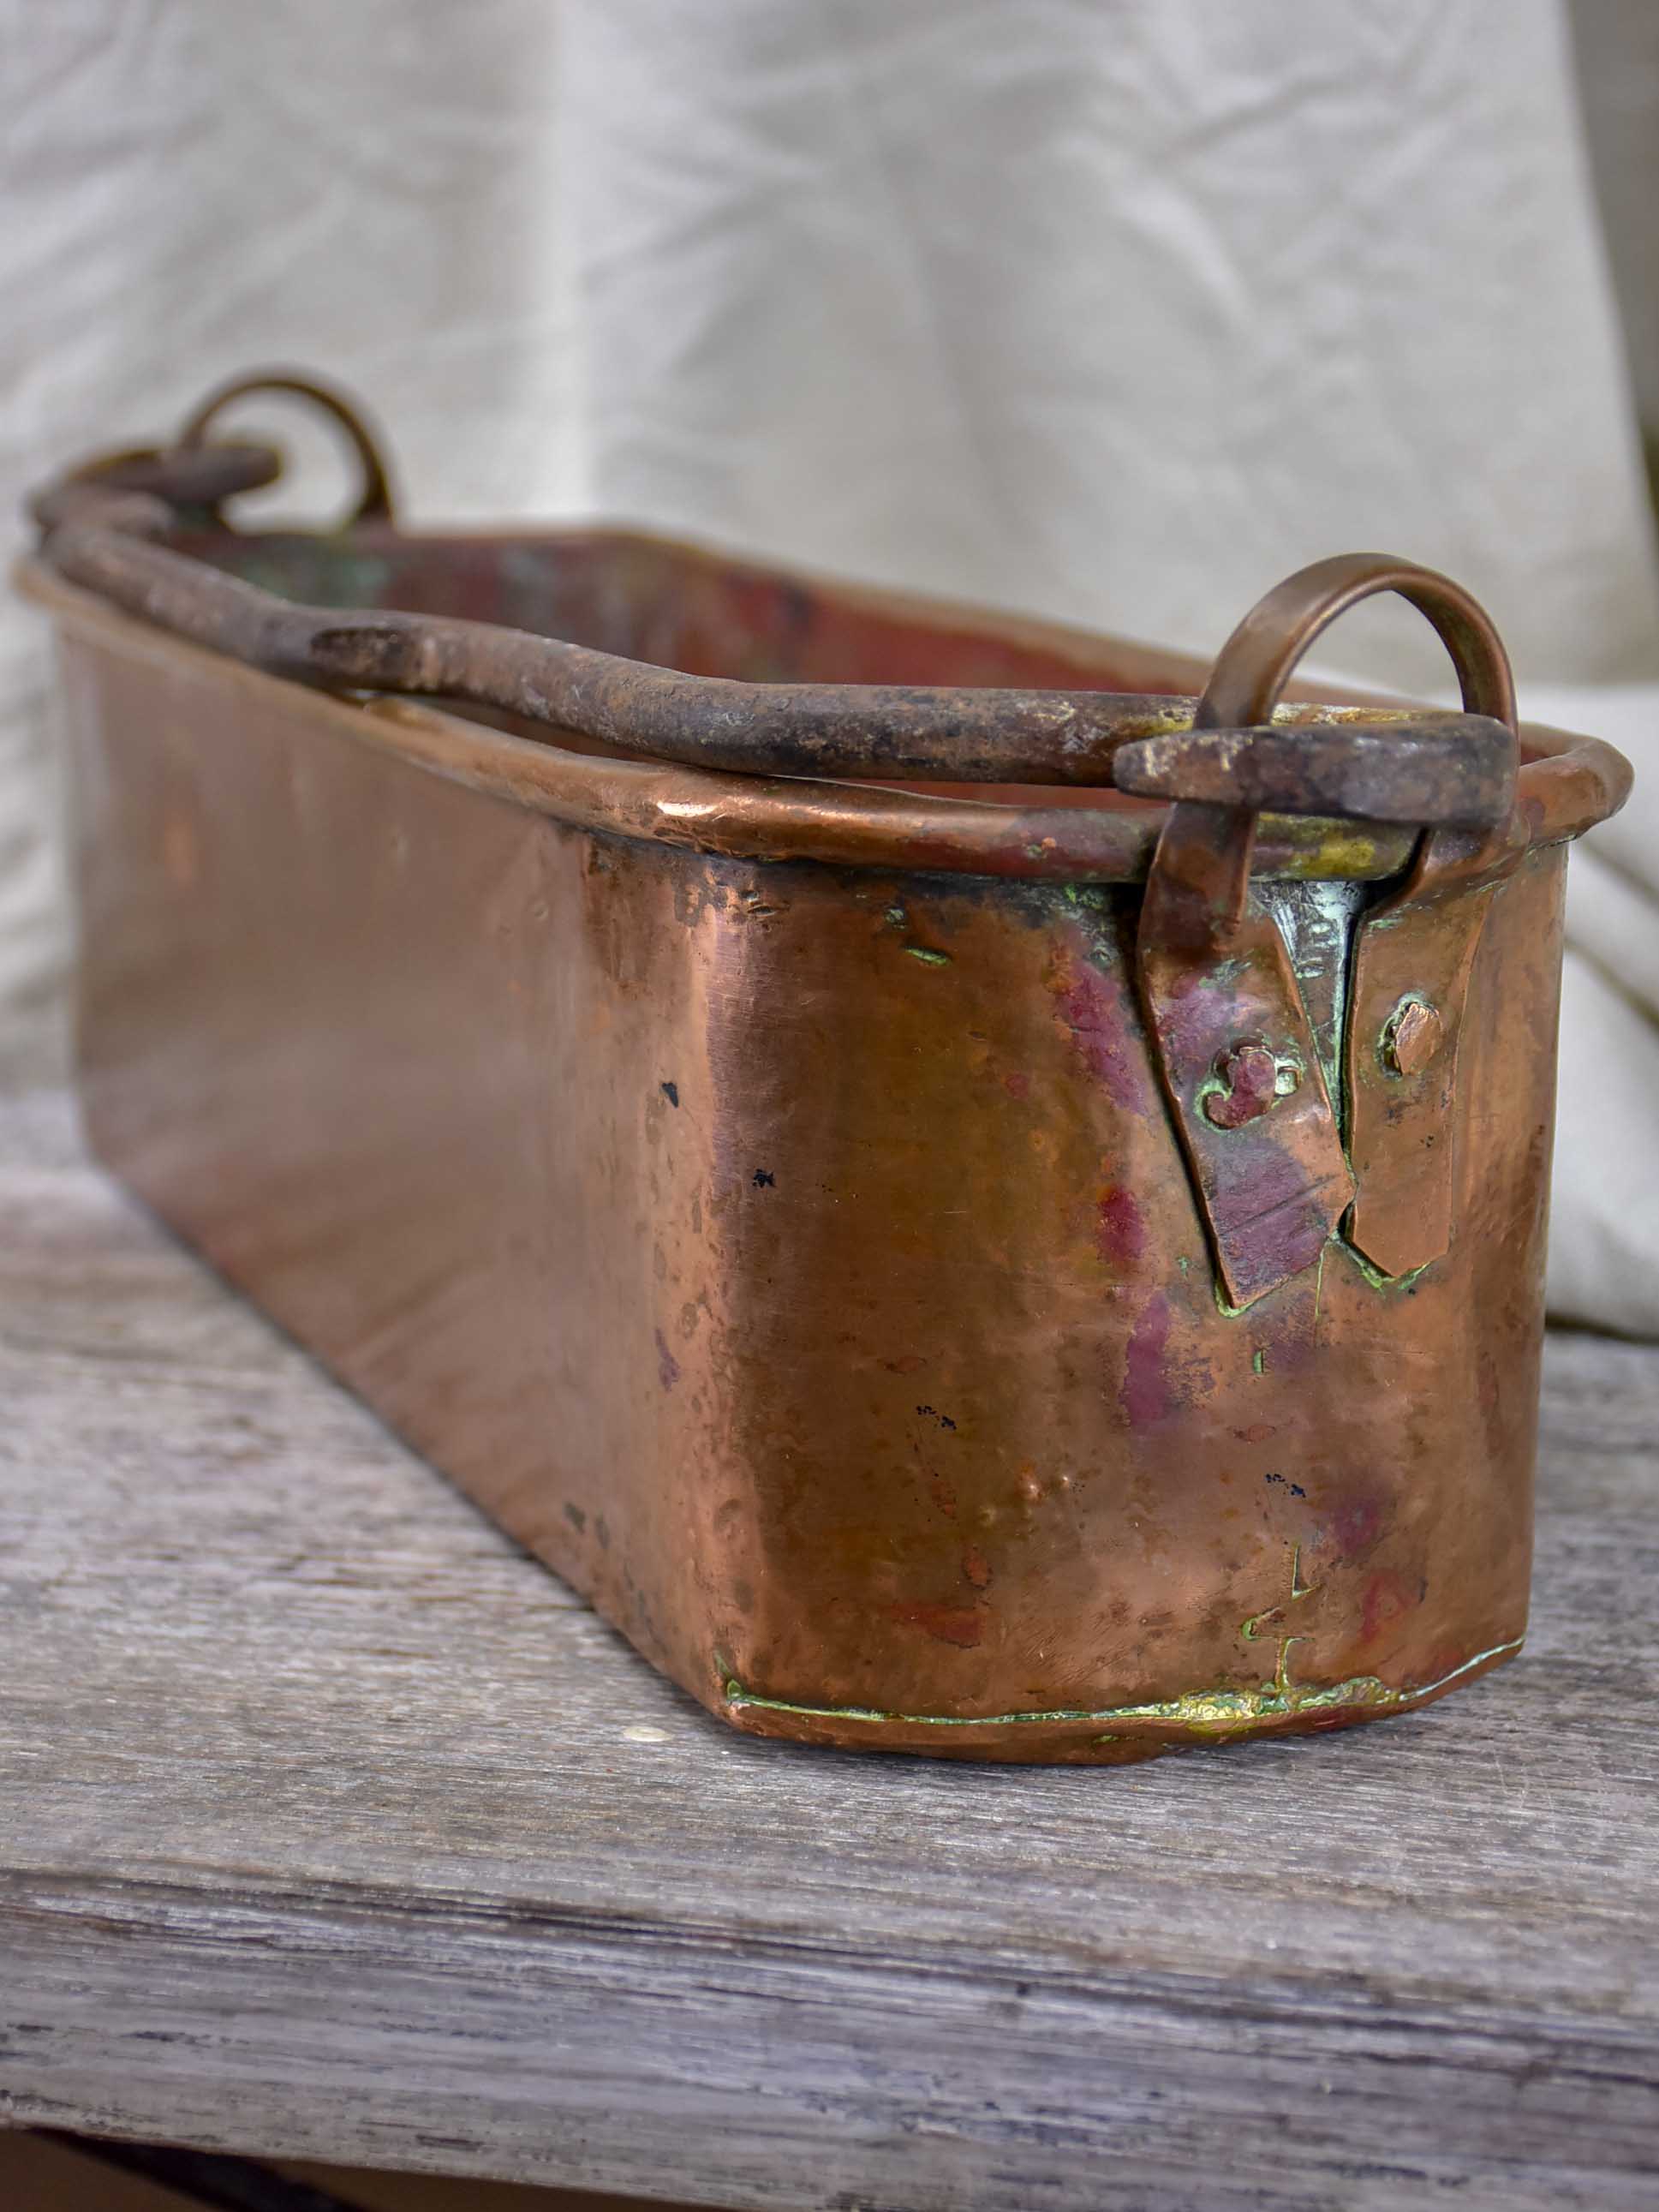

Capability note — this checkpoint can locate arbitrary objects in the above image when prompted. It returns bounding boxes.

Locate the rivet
[1202,1039,1298,1130]
[1382,996,1443,1079]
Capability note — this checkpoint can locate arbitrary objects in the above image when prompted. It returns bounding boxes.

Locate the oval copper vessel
[20,373,1631,1763]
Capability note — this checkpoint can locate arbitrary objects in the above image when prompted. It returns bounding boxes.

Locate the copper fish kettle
[21,373,1630,1764]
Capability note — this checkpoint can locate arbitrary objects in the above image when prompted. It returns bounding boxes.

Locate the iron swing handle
[32,374,1513,810]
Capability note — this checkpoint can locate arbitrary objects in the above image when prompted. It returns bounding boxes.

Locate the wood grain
[1,1001,1656,2211]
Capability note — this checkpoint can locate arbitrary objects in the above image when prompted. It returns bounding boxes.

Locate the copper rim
[19,553,1626,887]
[23,366,1631,885]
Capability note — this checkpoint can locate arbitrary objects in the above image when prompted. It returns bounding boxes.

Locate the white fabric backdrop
[3,0,1656,1328]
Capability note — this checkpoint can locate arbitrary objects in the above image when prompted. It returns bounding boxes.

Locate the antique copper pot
[20,373,1630,1763]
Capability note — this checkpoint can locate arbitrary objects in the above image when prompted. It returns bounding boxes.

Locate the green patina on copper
[720,1638,1522,1735]
[1209,1224,1427,1318]
[1338,1241,1432,1296]
[1240,1541,1319,1698]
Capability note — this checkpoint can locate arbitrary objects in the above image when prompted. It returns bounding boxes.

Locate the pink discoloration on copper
[1331,1494,1384,1559]
[1156,960,1252,1074]
[1049,945,1152,1114]
[1095,1182,1145,1267]
[1121,1293,1173,1427]
[1209,1134,1339,1298]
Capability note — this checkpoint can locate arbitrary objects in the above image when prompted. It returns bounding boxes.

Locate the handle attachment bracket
[1134,554,1522,1307]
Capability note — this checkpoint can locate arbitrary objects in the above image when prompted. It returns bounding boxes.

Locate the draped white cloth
[3,1,1656,1326]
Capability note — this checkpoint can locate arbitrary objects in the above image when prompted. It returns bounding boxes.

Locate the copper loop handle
[1148,556,1520,948]
[1196,553,1517,734]
[178,368,397,525]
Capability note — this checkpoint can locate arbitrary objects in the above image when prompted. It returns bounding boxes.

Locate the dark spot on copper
[752,1168,775,1187]
[660,1079,679,1107]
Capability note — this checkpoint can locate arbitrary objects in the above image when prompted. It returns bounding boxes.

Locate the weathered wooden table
[2,1004,1656,2212]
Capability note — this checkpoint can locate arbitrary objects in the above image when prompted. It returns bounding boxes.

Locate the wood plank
[2,1007,1656,2211]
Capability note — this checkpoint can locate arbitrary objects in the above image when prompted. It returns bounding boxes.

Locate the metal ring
[177,368,397,524]
[1196,553,1516,734]
[1143,555,1521,948]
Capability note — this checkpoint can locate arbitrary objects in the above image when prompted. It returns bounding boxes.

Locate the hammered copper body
[20,375,1630,1763]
